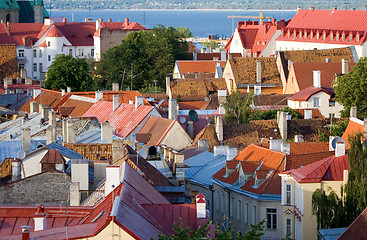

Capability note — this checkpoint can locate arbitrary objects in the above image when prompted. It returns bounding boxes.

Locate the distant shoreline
[50,9,298,12]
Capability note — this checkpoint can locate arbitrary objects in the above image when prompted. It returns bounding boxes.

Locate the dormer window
[47,41,51,47]
[323,32,326,40]
[356,35,360,42]
[304,32,307,39]
[330,33,333,40]
[310,32,313,39]
[349,34,353,42]
[299,31,302,39]
[287,31,290,38]
[316,32,319,40]
[342,34,345,41]
[293,31,296,38]
[336,34,339,41]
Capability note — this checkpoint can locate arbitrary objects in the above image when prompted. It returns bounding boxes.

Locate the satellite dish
[179,116,186,124]
[130,144,136,150]
[138,148,148,159]
[17,150,26,160]
[131,133,136,142]
[188,110,198,121]
[331,136,346,150]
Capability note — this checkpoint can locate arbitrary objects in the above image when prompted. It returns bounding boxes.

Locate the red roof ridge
[46,25,64,38]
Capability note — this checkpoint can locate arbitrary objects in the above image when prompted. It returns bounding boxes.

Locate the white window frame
[253,205,257,225]
[314,97,320,107]
[286,184,291,205]
[285,218,292,237]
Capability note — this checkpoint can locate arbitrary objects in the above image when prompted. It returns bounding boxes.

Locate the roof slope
[288,86,334,101]
[176,60,225,75]
[342,117,363,148]
[229,57,282,85]
[338,207,367,240]
[137,116,175,146]
[19,89,63,112]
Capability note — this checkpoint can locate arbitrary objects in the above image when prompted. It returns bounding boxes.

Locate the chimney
[343,169,348,186]
[105,165,121,196]
[269,139,283,152]
[33,0,44,23]
[41,107,50,121]
[215,116,223,142]
[281,142,290,155]
[175,153,185,167]
[197,139,209,151]
[21,225,31,240]
[187,121,194,138]
[313,70,321,88]
[297,6,301,12]
[294,135,304,142]
[96,19,101,30]
[277,111,287,140]
[95,90,103,101]
[71,159,89,191]
[66,120,76,143]
[33,89,41,99]
[221,50,226,60]
[129,100,133,105]
[256,60,262,83]
[226,147,237,160]
[112,139,125,163]
[125,18,129,26]
[12,159,21,181]
[335,141,346,157]
[62,17,67,23]
[333,7,337,10]
[67,86,71,93]
[219,104,225,114]
[30,101,38,113]
[69,182,80,206]
[62,119,67,144]
[48,110,56,125]
[135,96,144,108]
[304,109,312,119]
[4,78,12,89]
[168,99,178,120]
[6,21,10,36]
[108,18,112,22]
[325,58,332,63]
[350,106,357,118]
[218,89,227,105]
[342,58,349,74]
[193,51,197,61]
[166,76,172,98]
[214,145,228,156]
[309,6,315,10]
[61,89,65,96]
[22,128,31,152]
[46,126,56,144]
[33,205,47,231]
[196,193,206,218]
[101,122,113,143]
[113,94,119,111]
[112,82,119,91]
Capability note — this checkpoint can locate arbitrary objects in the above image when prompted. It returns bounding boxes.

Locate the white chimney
[101,122,113,143]
[33,89,41,99]
[281,142,290,155]
[34,205,47,231]
[256,60,262,83]
[129,100,133,105]
[269,139,283,152]
[294,135,304,142]
[304,109,312,119]
[350,106,357,118]
[175,153,185,167]
[12,159,21,181]
[342,58,349,74]
[69,182,80,206]
[277,111,288,140]
[96,19,101,30]
[187,121,194,138]
[66,120,76,143]
[30,101,38,113]
[67,86,71,93]
[226,147,237,160]
[214,145,228,156]
[71,159,89,191]
[112,82,119,91]
[215,116,223,142]
[218,89,227,105]
[335,141,346,157]
[113,94,119,111]
[135,96,144,108]
[95,91,103,101]
[46,126,56,144]
[41,107,50,121]
[105,165,121,196]
[313,70,321,88]
[22,128,31,152]
[61,89,65,96]
[197,139,209,151]
[218,105,225,114]
[48,110,56,126]
[196,193,206,218]
[168,99,178,120]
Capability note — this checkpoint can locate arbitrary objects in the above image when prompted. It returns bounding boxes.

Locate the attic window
[88,34,93,38]
[310,32,313,39]
[336,34,339,41]
[342,34,345,41]
[287,31,290,38]
[349,35,353,42]
[262,41,265,45]
[91,210,105,222]
[330,33,333,40]
[323,32,326,40]
[299,32,302,39]
[356,35,360,42]
[293,31,296,38]
[316,32,319,40]
[304,32,307,39]
[257,41,260,45]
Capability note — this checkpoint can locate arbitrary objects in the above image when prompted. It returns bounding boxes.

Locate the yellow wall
[284,65,300,94]
[83,221,135,240]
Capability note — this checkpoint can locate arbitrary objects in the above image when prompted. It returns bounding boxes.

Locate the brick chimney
[34,205,47,231]
[12,158,21,181]
[112,139,125,163]
[125,18,129,26]
[21,225,31,240]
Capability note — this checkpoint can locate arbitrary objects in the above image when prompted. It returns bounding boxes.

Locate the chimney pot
[21,225,31,240]
[335,141,346,157]
[313,70,321,88]
[67,86,71,93]
[125,18,129,25]
[113,94,119,111]
[61,89,65,96]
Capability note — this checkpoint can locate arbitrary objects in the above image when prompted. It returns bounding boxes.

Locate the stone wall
[0,45,19,80]
[0,171,70,205]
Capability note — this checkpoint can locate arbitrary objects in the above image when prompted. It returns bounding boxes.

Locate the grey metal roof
[0,139,45,164]
[45,142,83,159]
[76,128,122,144]
[0,94,31,111]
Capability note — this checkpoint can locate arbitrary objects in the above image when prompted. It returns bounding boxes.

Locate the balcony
[17,56,27,62]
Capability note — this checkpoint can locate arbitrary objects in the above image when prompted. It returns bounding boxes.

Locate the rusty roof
[137,116,175,147]
[285,151,335,170]
[287,118,332,142]
[72,90,149,105]
[253,94,291,106]
[19,89,63,112]
[40,149,65,164]
[0,45,18,80]
[229,57,282,85]
[64,143,112,161]
[338,207,367,240]
[191,124,220,152]
[176,60,225,76]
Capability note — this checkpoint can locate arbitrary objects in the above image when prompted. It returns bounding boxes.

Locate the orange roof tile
[72,91,150,105]
[342,118,363,148]
[46,26,63,37]
[137,116,176,146]
[19,89,63,113]
[338,207,367,240]
[176,60,225,76]
[285,151,335,170]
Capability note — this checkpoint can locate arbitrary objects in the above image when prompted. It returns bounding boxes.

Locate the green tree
[157,219,211,240]
[96,25,190,91]
[43,54,93,91]
[334,57,367,118]
[176,27,193,38]
[224,92,253,124]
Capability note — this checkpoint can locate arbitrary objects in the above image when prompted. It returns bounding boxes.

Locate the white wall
[260,30,282,57]
[21,149,48,178]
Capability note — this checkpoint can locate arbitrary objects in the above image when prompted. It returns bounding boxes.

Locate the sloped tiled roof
[288,86,334,101]
[83,101,156,138]
[176,60,225,76]
[73,90,149,105]
[160,100,210,110]
[253,94,291,106]
[137,116,175,147]
[0,45,18,80]
[342,117,363,148]
[294,108,325,119]
[285,154,349,183]
[40,149,65,164]
[19,88,63,112]
[338,207,367,240]
[287,118,331,142]
[229,57,282,85]
[64,143,112,161]
[56,95,95,117]
[191,124,220,152]
[0,23,43,45]
[285,151,335,170]
[45,25,63,37]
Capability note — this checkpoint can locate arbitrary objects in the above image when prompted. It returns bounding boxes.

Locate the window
[342,34,345,41]
[47,41,51,47]
[350,35,353,42]
[329,113,335,118]
[48,55,51,61]
[329,100,335,106]
[238,200,242,221]
[357,35,360,42]
[230,197,234,217]
[286,218,292,236]
[316,32,319,39]
[18,49,24,57]
[286,184,291,204]
[323,32,326,40]
[33,49,37,58]
[39,49,42,57]
[33,63,37,72]
[336,34,339,41]
[313,97,320,107]
[78,48,84,57]
[18,63,24,71]
[91,48,94,56]
[69,49,73,55]
[299,32,302,39]
[304,32,307,39]
[253,205,257,225]
[310,32,313,39]
[221,193,225,214]
[266,208,277,229]
[245,202,249,223]
[330,33,333,40]
[39,63,43,72]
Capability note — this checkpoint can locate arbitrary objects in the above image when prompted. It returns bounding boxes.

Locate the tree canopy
[96,25,190,91]
[334,57,367,118]
[43,54,93,92]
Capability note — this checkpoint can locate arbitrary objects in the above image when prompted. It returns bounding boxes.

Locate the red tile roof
[40,149,65,164]
[19,88,63,113]
[83,101,157,138]
[55,95,95,117]
[45,25,63,37]
[176,60,225,76]
[288,86,334,101]
[0,23,43,45]
[137,116,176,146]
[213,144,285,195]
[338,207,367,240]
[285,151,335,170]
[342,117,363,148]
[72,90,149,105]
[277,9,367,45]
[285,154,349,183]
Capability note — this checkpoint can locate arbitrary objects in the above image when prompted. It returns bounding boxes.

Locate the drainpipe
[209,184,214,220]
[224,187,231,221]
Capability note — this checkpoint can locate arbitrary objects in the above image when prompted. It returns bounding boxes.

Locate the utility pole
[130,63,134,91]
